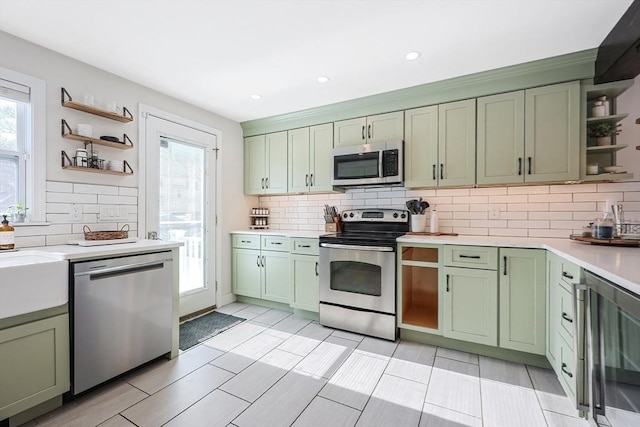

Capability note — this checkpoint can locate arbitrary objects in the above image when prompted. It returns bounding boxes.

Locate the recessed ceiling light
[317,76,330,83]
[250,94,262,100]
[405,51,421,61]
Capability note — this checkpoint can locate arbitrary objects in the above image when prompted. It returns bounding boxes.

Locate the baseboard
[180,305,216,323]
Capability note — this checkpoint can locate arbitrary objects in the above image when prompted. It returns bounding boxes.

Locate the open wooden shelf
[61,87,133,122]
[586,144,628,154]
[582,172,633,182]
[62,132,133,149]
[586,113,628,125]
[62,165,133,176]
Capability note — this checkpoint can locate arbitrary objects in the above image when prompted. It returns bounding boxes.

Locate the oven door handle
[320,243,394,252]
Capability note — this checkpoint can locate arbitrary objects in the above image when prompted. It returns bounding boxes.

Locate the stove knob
[343,213,348,219]
[401,213,406,219]
[393,213,398,218]
[349,212,355,218]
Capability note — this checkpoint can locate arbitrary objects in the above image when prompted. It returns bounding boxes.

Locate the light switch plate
[99,206,129,222]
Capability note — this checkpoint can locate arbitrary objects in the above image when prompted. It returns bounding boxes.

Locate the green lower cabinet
[443,266,498,346]
[290,254,319,312]
[0,313,70,419]
[232,248,262,299]
[499,248,546,355]
[261,251,291,304]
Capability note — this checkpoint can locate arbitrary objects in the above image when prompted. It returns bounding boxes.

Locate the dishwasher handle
[76,260,168,280]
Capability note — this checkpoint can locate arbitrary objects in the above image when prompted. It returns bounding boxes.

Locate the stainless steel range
[319,208,409,341]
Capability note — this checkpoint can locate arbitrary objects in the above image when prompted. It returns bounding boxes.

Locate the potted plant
[587,122,621,146]
[7,204,28,222]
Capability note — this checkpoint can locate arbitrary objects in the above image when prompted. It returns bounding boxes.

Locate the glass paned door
[159,137,205,294]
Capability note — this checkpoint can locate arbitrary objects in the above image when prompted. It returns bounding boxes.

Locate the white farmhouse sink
[0,250,68,320]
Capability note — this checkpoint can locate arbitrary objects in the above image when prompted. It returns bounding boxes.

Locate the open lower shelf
[62,165,133,176]
[402,302,438,330]
[586,113,628,125]
[586,144,628,154]
[582,172,633,181]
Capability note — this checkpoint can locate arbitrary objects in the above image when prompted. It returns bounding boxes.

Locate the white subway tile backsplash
[74,183,119,195]
[528,229,572,238]
[470,220,507,228]
[529,212,573,220]
[452,196,488,204]
[488,194,528,204]
[471,187,507,196]
[489,228,528,237]
[46,203,71,214]
[119,186,138,196]
[454,212,489,220]
[549,183,597,193]
[14,235,46,248]
[573,192,624,202]
[508,220,550,229]
[549,202,597,212]
[352,192,378,199]
[597,182,640,193]
[98,195,138,205]
[454,227,488,236]
[47,192,97,204]
[507,203,548,212]
[15,224,72,237]
[498,212,528,220]
[528,194,572,203]
[46,181,73,193]
[436,188,470,197]
[624,192,640,202]
[508,185,549,195]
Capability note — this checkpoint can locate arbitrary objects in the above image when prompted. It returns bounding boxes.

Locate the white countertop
[231,229,324,238]
[398,235,640,296]
[28,239,182,261]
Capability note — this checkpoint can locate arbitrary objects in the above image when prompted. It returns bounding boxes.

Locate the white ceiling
[0,0,633,123]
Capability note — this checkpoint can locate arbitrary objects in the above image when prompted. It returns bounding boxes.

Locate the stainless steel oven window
[329,260,382,296]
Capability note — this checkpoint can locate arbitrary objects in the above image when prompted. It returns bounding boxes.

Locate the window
[0,68,46,222]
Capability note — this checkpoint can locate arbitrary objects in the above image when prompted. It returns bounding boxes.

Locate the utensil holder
[410,214,427,232]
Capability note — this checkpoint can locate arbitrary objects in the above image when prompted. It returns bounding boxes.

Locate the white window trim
[0,67,46,222]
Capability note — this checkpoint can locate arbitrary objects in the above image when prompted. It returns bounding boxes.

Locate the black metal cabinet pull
[562,313,573,323]
[361,125,365,140]
[299,244,311,248]
[446,274,450,292]
[460,254,481,259]
[561,363,573,378]
[261,256,265,267]
[261,178,265,189]
[367,125,371,139]
[518,158,522,175]
[528,157,532,175]
[562,271,574,280]
[310,174,314,186]
[503,256,507,275]
[315,262,318,276]
[440,164,444,180]
[256,255,260,267]
[432,165,436,180]
[305,174,309,186]
[272,242,282,245]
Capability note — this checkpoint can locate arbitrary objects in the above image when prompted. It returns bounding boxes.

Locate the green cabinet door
[334,117,367,147]
[309,123,334,192]
[443,266,498,346]
[477,91,525,185]
[244,135,266,195]
[404,106,438,188]
[288,127,311,193]
[232,248,262,298]
[524,81,580,182]
[262,251,291,303]
[499,248,546,355]
[290,254,319,312]
[367,111,404,143]
[438,99,476,186]
[0,313,70,419]
[265,131,288,194]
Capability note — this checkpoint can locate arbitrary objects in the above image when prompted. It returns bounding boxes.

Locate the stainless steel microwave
[331,140,403,186]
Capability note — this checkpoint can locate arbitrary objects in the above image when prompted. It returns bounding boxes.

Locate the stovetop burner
[320,208,410,247]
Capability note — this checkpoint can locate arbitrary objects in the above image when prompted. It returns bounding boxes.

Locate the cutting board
[67,238,138,246]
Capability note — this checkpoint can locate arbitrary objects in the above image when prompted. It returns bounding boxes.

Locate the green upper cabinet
[524,81,580,182]
[244,132,288,195]
[438,99,476,187]
[477,91,525,185]
[244,134,267,195]
[334,111,403,147]
[404,106,438,188]
[499,248,546,355]
[288,124,334,193]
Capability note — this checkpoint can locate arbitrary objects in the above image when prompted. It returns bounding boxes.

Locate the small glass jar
[593,218,614,239]
[592,101,605,117]
[587,163,599,175]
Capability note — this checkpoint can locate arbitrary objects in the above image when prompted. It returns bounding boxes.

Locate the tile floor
[28,303,589,427]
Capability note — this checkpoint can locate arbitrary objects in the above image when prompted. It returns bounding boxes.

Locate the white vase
[596,136,612,146]
[410,214,426,232]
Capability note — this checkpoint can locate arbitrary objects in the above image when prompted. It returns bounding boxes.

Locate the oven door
[319,243,396,314]
[586,271,640,427]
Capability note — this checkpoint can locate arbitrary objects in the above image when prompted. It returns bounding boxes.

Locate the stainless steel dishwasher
[70,251,173,395]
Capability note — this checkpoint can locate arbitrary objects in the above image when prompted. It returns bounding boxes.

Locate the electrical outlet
[70,205,82,222]
[489,206,500,220]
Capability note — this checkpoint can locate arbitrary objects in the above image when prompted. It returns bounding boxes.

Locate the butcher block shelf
[61,88,133,122]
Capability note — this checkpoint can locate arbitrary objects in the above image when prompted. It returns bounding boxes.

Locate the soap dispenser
[0,215,15,250]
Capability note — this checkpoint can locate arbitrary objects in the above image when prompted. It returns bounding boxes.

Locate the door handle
[432,165,436,180]
[446,274,450,292]
[459,254,481,259]
[562,271,574,280]
[440,164,444,180]
[271,242,282,245]
[315,261,319,276]
[265,177,269,188]
[310,174,314,186]
[561,363,573,378]
[305,174,309,186]
[503,256,507,275]
[517,157,522,175]
[362,125,365,140]
[528,157,532,175]
[261,178,265,189]
[261,256,265,267]
[367,124,371,139]
[256,255,260,267]
[299,245,311,248]
[562,312,573,323]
